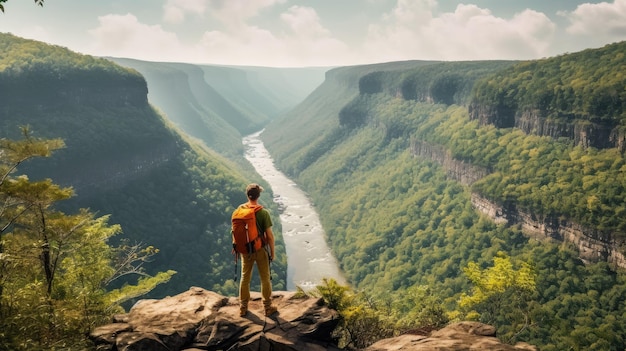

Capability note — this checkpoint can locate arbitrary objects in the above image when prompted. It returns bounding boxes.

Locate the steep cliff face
[0,34,266,297]
[412,139,626,269]
[410,140,490,186]
[469,105,625,151]
[468,102,516,128]
[471,194,626,268]
[0,66,161,191]
[516,110,606,148]
[1,64,148,114]
[467,42,626,151]
[394,61,515,107]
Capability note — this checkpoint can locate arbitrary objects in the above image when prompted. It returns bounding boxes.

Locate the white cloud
[560,0,626,39]
[195,5,351,66]
[386,0,437,26]
[278,6,352,66]
[88,14,186,61]
[197,25,284,65]
[281,6,330,39]
[162,0,288,28]
[3,0,625,67]
[207,0,287,27]
[87,2,351,66]
[84,0,599,67]
[163,0,208,23]
[364,1,556,61]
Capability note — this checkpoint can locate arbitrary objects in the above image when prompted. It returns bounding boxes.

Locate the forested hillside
[262,60,438,174]
[4,28,626,350]
[108,58,327,158]
[0,33,287,299]
[263,42,626,350]
[470,41,626,151]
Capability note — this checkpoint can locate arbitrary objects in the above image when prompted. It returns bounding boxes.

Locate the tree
[0,126,65,298]
[309,278,395,349]
[0,0,43,12]
[1,127,174,350]
[391,285,449,331]
[458,252,537,343]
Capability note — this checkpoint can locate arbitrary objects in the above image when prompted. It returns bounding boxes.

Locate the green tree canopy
[1,128,174,350]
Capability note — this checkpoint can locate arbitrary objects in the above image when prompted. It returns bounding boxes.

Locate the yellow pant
[239,249,272,307]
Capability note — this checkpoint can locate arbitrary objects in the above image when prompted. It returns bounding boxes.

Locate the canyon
[411,139,626,269]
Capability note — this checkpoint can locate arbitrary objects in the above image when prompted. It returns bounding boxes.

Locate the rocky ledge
[90,287,536,351]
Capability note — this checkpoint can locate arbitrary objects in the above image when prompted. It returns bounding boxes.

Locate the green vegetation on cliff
[4,28,626,350]
[263,60,439,175]
[107,58,328,159]
[471,41,626,125]
[414,104,626,233]
[264,45,626,349]
[1,129,176,350]
[0,33,288,301]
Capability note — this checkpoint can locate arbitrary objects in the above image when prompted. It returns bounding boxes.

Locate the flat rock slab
[90,287,537,351]
[365,321,537,351]
[90,287,341,351]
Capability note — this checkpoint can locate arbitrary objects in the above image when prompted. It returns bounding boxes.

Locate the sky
[1,0,625,67]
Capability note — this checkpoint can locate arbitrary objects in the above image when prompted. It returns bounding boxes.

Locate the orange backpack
[231,204,264,254]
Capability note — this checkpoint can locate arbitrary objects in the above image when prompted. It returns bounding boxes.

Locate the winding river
[243,131,346,291]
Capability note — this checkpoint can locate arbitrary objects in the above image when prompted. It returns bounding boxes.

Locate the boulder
[90,287,537,351]
[365,321,537,351]
[89,287,341,351]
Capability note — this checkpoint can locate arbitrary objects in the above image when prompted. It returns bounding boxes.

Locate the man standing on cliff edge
[234,183,278,317]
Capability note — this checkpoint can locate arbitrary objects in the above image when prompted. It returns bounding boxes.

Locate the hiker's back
[231,204,263,254]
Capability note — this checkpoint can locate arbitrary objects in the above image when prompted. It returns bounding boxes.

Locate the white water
[243,131,346,291]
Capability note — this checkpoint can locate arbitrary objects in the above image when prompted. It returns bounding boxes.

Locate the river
[243,131,346,291]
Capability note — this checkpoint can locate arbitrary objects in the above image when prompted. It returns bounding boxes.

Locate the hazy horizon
[1,0,625,68]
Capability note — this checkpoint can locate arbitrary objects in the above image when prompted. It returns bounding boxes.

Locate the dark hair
[246,183,263,200]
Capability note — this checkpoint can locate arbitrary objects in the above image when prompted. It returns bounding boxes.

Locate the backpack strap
[248,204,265,239]
[254,208,273,280]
